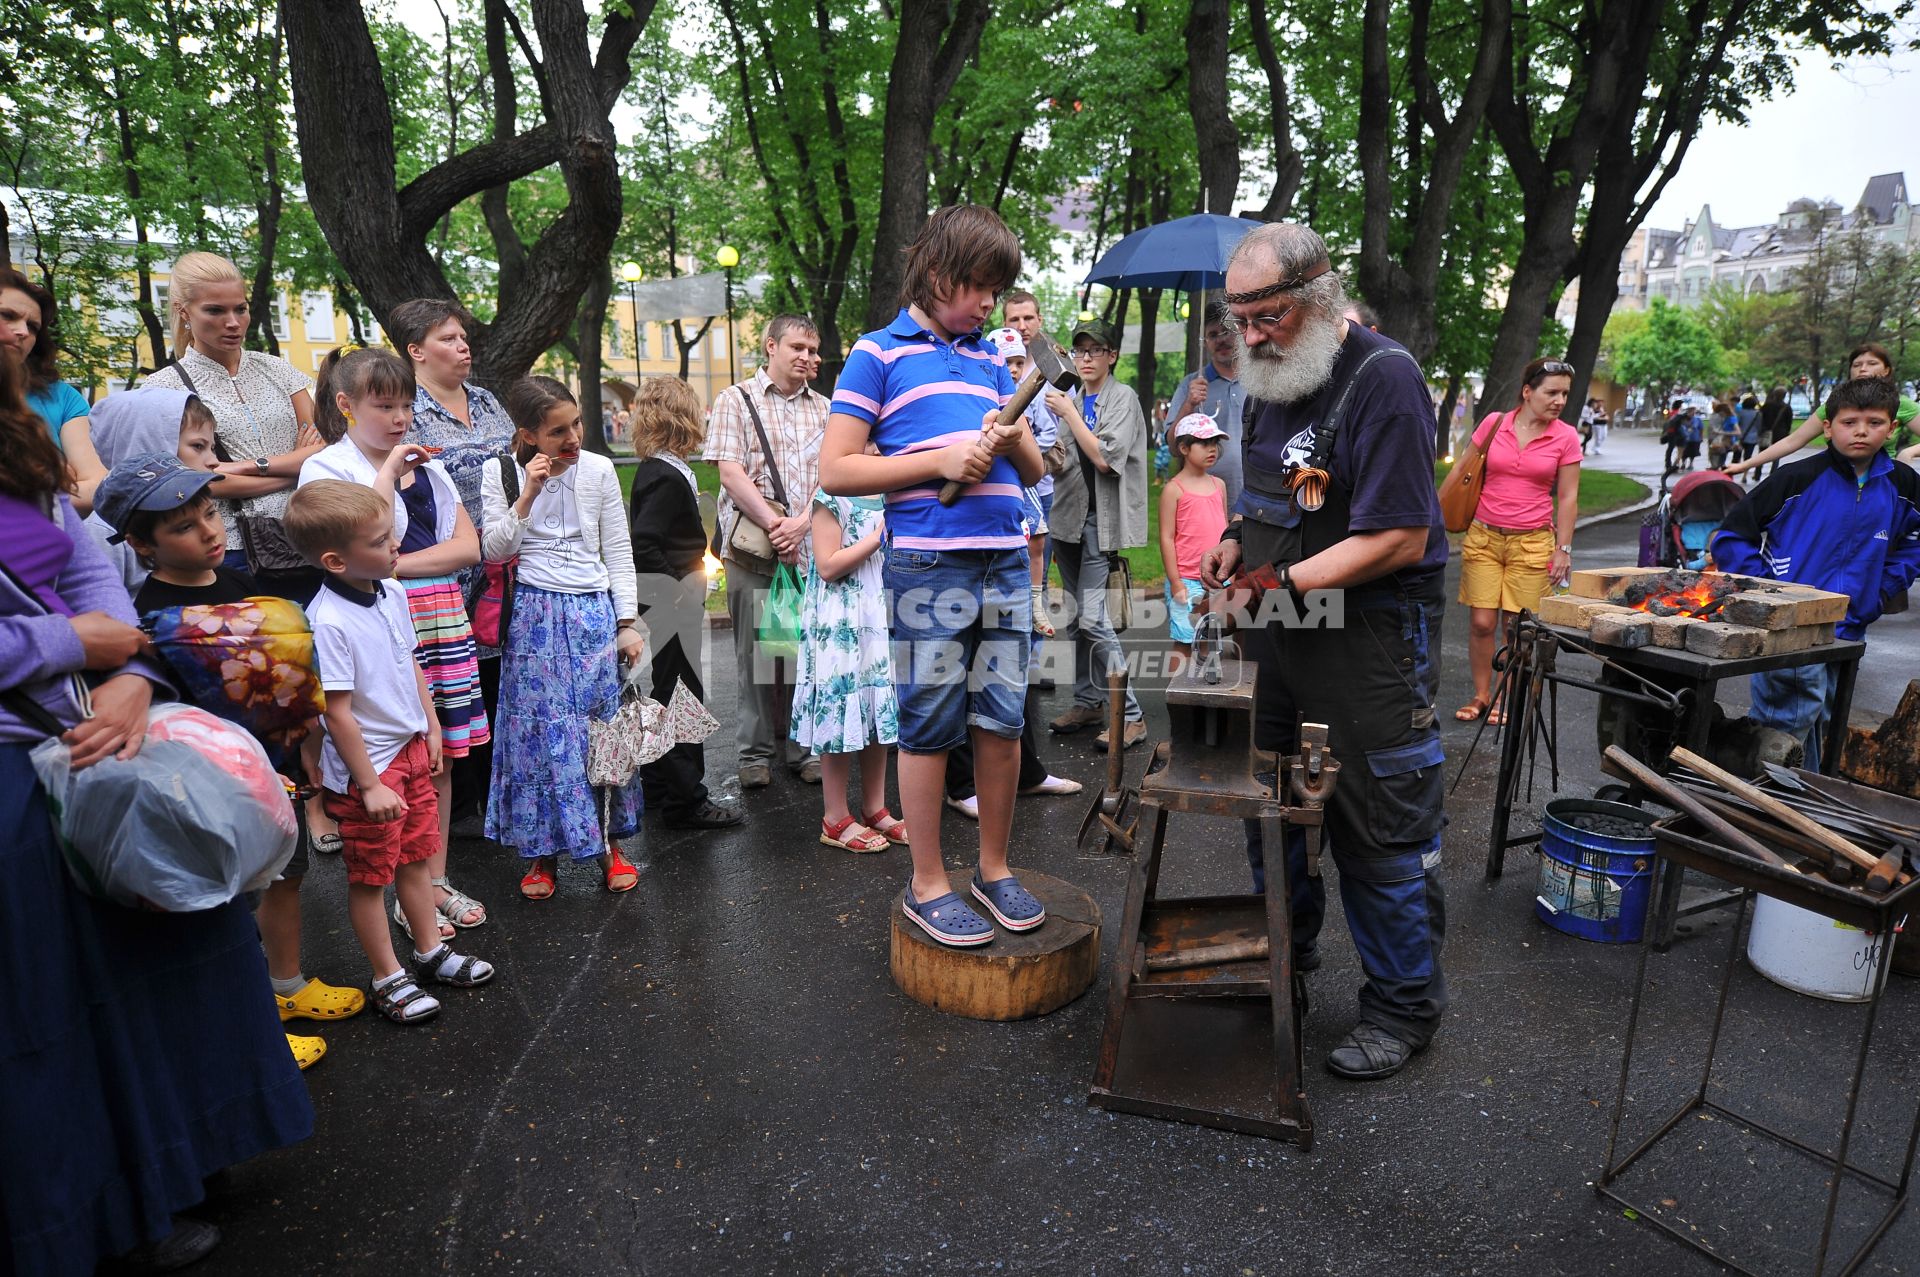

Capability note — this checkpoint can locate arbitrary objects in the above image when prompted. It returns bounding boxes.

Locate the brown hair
[168,251,246,360]
[0,268,58,391]
[386,298,476,361]
[1516,355,1575,404]
[182,396,218,439]
[899,205,1021,315]
[314,346,416,444]
[1002,289,1039,314]
[505,376,578,463]
[631,376,706,459]
[284,479,392,565]
[1847,342,1894,374]
[0,348,69,500]
[763,314,819,351]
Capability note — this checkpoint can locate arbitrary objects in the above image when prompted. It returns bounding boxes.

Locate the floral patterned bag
[142,596,324,767]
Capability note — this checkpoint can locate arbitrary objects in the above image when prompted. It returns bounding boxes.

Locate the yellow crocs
[286,1033,327,1071]
[276,979,367,1022]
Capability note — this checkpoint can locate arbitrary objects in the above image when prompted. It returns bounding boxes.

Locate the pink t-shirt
[1472,411,1582,530]
[1170,477,1229,579]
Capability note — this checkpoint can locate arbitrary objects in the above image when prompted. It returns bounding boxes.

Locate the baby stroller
[1638,470,1745,570]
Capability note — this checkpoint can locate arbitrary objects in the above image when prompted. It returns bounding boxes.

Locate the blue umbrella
[1082,212,1256,292]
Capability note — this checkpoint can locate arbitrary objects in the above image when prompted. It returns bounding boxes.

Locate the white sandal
[432,876,487,928]
[392,894,455,943]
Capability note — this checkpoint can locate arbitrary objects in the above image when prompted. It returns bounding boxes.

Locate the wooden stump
[890,869,1101,1021]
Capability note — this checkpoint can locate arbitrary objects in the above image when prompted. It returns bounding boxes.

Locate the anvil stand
[1087,638,1337,1147]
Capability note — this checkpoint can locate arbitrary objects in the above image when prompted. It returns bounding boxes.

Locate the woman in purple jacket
[0,351,313,1276]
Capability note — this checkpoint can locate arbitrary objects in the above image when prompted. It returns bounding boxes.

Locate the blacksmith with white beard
[1199,222,1450,1081]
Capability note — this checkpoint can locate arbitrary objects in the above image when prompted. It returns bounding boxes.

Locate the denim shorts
[1165,577,1208,643]
[884,545,1031,752]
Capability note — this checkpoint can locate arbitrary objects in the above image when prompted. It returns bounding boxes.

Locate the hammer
[938,333,1079,506]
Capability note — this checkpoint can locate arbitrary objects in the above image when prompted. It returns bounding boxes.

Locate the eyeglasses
[1072,347,1112,359]
[1221,303,1299,338]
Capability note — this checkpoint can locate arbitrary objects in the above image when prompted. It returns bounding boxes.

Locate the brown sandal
[820,815,889,853]
[1453,697,1490,723]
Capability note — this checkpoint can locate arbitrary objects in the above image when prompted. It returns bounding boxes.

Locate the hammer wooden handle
[1145,936,1270,972]
[1669,748,1883,885]
[1601,747,1795,871]
[936,368,1047,506]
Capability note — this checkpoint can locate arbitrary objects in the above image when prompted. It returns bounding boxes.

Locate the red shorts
[323,735,439,887]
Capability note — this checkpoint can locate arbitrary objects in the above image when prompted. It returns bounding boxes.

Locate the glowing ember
[1609,569,1744,619]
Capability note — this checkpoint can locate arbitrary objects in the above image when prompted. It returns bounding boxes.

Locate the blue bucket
[1536,799,1659,944]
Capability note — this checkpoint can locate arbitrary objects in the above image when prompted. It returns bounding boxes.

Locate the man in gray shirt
[1169,300,1246,512]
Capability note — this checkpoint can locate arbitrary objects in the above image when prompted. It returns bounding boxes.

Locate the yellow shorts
[1457,522,1554,612]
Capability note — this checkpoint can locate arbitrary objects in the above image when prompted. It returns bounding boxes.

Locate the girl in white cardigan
[481,377,643,899]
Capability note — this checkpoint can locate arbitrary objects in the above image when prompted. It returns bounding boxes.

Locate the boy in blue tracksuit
[1711,376,1920,769]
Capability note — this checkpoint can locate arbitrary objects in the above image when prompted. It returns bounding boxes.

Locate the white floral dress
[790,491,898,753]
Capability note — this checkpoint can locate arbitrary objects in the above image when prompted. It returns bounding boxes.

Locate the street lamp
[619,261,643,390]
[716,245,739,386]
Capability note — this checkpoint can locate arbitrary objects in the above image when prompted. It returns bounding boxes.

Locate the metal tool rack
[1597,807,1920,1275]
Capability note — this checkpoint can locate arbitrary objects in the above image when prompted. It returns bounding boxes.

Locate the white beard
[1236,315,1344,405]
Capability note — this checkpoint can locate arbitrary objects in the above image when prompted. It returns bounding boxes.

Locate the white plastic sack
[31,702,298,911]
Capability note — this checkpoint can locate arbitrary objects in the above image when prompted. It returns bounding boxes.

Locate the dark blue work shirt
[1241,324,1448,592]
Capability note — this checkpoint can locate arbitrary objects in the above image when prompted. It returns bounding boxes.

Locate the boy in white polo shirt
[286,479,494,1025]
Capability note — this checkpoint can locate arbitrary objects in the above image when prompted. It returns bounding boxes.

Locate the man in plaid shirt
[705,314,829,788]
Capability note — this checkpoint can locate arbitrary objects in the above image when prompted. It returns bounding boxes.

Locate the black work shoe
[1325,1022,1420,1080]
[1295,946,1322,973]
[103,1217,221,1274]
[665,800,746,830]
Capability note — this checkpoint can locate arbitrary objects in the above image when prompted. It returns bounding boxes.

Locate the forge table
[1485,620,1865,948]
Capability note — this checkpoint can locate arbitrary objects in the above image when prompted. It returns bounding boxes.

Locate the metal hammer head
[1028,332,1080,393]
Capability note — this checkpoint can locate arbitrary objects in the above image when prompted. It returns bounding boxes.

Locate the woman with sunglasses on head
[1453,356,1582,725]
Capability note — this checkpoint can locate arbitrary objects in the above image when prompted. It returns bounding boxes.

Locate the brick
[1771,584,1850,627]
[1756,622,1838,656]
[1718,590,1798,631]
[1539,594,1632,631]
[1589,611,1656,649]
[1649,614,1699,649]
[1568,567,1672,600]
[1684,620,1766,659]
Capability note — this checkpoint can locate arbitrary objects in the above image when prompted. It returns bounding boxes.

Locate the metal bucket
[1746,893,1901,1003]
[1536,799,1659,944]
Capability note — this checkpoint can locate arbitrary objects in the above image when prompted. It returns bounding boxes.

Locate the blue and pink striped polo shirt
[829,308,1023,551]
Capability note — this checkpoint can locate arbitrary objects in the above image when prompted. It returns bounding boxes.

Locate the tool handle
[1601,746,1794,871]
[936,369,1047,506]
[1144,937,1271,972]
[1670,747,1878,873]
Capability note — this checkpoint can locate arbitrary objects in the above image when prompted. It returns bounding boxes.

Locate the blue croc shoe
[902,889,995,948]
[970,873,1046,932]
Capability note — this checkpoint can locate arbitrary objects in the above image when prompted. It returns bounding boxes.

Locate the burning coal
[1608,569,1749,619]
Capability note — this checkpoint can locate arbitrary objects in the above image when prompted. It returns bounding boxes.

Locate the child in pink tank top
[1157,413,1231,668]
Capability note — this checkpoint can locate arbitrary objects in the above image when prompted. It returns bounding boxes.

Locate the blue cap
[95,452,223,542]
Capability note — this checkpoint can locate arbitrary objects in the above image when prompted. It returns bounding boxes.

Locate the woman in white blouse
[481,377,643,901]
[144,251,324,597]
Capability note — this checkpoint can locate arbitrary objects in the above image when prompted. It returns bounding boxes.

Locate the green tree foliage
[1612,297,1726,407]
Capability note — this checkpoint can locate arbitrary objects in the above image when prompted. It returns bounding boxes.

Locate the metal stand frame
[1087,655,1333,1148]
[1597,825,1920,1276]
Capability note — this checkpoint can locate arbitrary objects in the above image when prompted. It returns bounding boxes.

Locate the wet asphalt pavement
[193,431,1920,1275]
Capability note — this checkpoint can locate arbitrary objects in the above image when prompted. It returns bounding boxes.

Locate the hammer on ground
[938,333,1079,506]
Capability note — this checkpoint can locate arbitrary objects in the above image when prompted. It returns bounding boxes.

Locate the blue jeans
[1749,664,1834,771]
[884,545,1030,753]
[1055,512,1142,721]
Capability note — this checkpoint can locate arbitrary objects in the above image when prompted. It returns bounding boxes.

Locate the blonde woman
[144,251,324,597]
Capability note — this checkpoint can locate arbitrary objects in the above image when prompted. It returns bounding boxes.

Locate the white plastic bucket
[1746,894,1901,1003]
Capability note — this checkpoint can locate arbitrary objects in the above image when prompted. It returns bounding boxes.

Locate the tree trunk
[283,0,652,387]
[109,68,168,368]
[247,10,286,356]
[1184,0,1237,217]
[862,0,991,334]
[1245,0,1301,221]
[1136,286,1162,421]
[1438,372,1461,452]
[578,261,611,455]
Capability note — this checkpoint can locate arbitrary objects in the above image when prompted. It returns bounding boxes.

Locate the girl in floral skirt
[481,377,644,898]
[299,346,491,939]
[792,487,903,852]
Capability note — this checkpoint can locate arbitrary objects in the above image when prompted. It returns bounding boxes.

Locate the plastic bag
[30,702,298,911]
[756,562,804,661]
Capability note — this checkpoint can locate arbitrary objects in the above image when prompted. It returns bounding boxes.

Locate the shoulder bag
[471,453,520,648]
[1438,411,1508,534]
[720,388,789,578]
[169,357,309,574]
